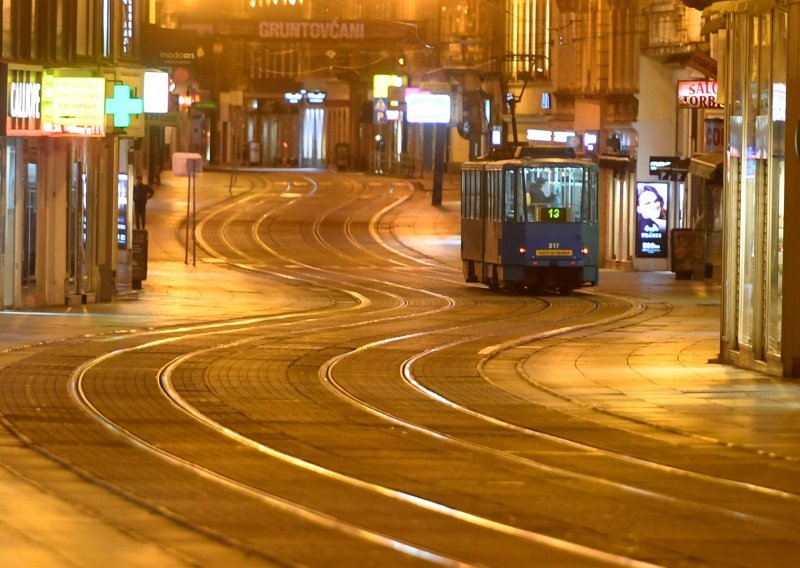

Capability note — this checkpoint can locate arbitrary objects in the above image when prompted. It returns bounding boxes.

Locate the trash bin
[249,142,261,165]
[670,228,695,280]
[334,143,349,171]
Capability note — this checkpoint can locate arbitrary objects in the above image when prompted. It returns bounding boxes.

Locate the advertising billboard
[635,182,669,258]
[406,91,451,124]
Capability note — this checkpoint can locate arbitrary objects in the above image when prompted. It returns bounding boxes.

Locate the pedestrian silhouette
[133,175,155,230]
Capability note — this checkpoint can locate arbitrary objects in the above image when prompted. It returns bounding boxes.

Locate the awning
[689,152,724,179]
[702,0,776,17]
[656,158,690,182]
[701,0,777,33]
[598,153,632,174]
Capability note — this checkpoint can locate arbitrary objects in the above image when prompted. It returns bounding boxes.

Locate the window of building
[121,0,134,56]
[506,0,551,82]
[767,11,787,356]
[102,0,111,57]
[2,0,12,57]
[76,0,95,57]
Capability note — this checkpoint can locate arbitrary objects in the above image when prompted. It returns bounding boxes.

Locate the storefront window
[731,15,754,347]
[725,9,786,364]
[767,11,787,356]
[2,144,13,308]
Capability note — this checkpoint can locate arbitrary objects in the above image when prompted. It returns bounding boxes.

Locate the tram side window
[519,170,530,222]
[568,167,584,221]
[586,170,599,223]
[474,171,481,219]
[502,171,513,221]
[462,170,481,220]
[495,175,501,221]
[487,172,495,221]
[461,173,469,218]
[461,172,469,219]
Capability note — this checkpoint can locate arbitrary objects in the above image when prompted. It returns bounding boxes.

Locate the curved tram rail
[1,172,799,566]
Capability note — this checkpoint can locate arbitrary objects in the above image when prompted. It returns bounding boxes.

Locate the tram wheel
[503,281,524,294]
[558,285,574,296]
[464,261,479,283]
[487,269,500,291]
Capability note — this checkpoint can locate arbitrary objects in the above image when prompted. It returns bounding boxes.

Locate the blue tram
[461,156,600,294]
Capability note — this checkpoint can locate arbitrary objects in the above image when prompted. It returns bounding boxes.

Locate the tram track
[1,172,799,566]
[149,175,800,559]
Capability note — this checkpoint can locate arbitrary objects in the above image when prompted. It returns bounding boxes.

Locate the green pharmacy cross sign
[105,84,143,128]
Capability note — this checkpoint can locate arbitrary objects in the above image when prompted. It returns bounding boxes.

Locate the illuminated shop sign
[144,71,169,114]
[583,132,598,151]
[283,89,326,104]
[373,74,403,99]
[105,84,144,128]
[10,82,41,121]
[405,90,451,124]
[2,65,44,136]
[121,0,135,55]
[649,156,679,176]
[525,129,575,143]
[306,90,326,104]
[259,21,365,41]
[8,82,42,135]
[181,18,417,43]
[41,75,106,136]
[285,92,304,104]
[677,80,722,109]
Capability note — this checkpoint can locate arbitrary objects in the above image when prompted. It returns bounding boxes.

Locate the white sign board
[406,92,451,124]
[144,71,169,114]
[172,152,203,177]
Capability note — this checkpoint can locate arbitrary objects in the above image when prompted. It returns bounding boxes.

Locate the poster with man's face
[635,182,669,258]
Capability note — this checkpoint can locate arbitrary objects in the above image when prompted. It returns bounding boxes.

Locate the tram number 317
[548,243,560,249]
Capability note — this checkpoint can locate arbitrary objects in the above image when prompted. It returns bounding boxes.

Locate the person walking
[133,175,155,230]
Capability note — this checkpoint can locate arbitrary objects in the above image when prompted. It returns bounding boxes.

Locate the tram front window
[521,166,584,221]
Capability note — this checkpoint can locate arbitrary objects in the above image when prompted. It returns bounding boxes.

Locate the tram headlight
[519,247,526,255]
[581,246,589,256]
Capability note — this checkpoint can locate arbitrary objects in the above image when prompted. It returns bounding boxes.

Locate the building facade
[696,0,795,376]
[0,1,148,310]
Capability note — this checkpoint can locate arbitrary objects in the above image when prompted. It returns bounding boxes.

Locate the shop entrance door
[2,144,16,308]
[66,161,88,298]
[21,161,37,299]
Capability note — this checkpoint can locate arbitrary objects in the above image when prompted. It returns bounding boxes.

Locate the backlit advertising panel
[41,75,106,136]
[406,91,451,124]
[635,182,669,258]
[144,71,169,113]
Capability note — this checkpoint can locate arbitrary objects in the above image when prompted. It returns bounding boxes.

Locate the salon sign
[677,80,723,109]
